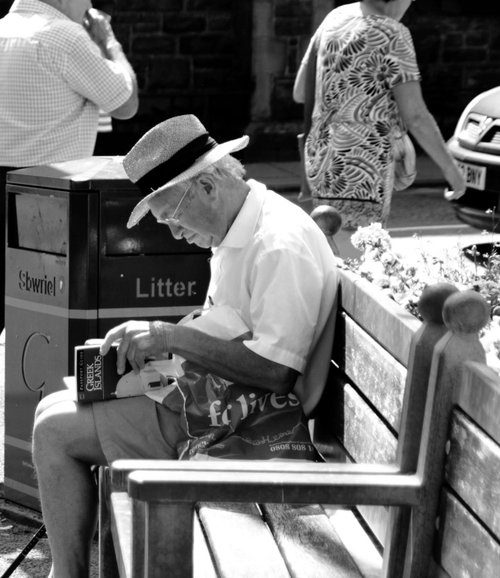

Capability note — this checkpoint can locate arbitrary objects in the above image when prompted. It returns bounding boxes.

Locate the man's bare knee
[33,406,73,464]
[35,389,75,420]
[34,400,106,467]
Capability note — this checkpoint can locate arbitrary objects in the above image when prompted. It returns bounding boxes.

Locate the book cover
[75,344,178,403]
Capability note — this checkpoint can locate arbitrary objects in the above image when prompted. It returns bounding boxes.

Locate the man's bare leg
[33,392,107,578]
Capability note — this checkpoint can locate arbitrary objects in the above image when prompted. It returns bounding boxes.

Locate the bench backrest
[432,360,500,577]
[313,270,500,576]
[314,269,420,462]
[312,269,499,561]
[313,269,452,546]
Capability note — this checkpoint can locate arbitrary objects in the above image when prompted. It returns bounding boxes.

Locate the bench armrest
[126,461,422,506]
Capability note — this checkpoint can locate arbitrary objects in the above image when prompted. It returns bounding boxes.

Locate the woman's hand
[443,162,467,200]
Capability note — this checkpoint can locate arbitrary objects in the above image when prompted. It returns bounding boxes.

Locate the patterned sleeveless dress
[305,5,421,228]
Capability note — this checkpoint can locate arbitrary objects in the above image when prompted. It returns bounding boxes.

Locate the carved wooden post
[403,289,490,578]
[383,282,458,577]
[397,283,460,470]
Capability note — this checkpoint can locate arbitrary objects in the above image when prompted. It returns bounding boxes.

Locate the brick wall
[1,0,499,161]
[405,11,500,135]
[268,0,500,159]
[95,0,253,154]
[0,0,253,155]
[272,0,312,121]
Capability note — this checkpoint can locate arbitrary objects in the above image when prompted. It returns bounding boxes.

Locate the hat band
[136,133,218,194]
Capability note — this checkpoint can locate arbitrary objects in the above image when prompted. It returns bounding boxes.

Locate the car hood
[470,86,500,117]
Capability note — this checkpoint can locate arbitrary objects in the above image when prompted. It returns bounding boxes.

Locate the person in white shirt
[0,0,139,331]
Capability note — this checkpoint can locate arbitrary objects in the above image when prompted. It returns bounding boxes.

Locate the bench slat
[342,383,397,465]
[262,503,364,578]
[455,361,500,445]
[355,506,388,549]
[337,270,420,366]
[446,408,500,538]
[436,491,500,578]
[194,507,219,578]
[323,506,382,578]
[317,373,397,465]
[198,502,290,577]
[342,315,407,431]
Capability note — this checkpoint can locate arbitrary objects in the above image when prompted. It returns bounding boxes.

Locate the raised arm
[83,9,139,119]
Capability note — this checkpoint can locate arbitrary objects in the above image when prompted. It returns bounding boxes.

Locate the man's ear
[198,175,217,198]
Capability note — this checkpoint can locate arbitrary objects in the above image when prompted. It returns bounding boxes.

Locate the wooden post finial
[442,290,491,334]
[417,283,459,325]
[310,205,343,256]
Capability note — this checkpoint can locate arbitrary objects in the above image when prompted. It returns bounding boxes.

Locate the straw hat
[123,115,249,228]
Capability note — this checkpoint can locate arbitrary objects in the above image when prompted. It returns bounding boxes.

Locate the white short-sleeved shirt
[0,0,134,166]
[207,179,338,416]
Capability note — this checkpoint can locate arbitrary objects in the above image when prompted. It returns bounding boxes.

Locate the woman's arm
[303,39,318,138]
[296,39,319,199]
[392,81,466,199]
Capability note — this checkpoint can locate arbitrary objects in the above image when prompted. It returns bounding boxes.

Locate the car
[447,85,500,232]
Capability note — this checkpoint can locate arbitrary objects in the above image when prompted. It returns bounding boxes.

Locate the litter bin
[4,156,210,510]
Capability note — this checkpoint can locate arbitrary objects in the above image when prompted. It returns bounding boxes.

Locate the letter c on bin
[22,331,51,392]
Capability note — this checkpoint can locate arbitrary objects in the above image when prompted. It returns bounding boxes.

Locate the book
[75,307,250,404]
[75,343,179,403]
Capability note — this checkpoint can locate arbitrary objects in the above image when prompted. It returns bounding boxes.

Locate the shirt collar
[216,179,267,250]
[10,0,70,21]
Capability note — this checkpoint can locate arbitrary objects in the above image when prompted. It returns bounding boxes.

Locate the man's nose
[168,224,183,239]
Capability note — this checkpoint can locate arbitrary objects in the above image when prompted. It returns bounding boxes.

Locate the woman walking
[294,0,465,255]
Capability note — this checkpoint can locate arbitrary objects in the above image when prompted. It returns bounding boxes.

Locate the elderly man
[32,115,338,577]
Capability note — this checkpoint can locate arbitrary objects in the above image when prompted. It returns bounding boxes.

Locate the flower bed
[341,223,500,374]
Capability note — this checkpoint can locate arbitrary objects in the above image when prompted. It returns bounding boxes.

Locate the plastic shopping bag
[161,306,320,461]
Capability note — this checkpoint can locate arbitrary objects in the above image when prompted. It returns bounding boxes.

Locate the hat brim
[127,135,249,228]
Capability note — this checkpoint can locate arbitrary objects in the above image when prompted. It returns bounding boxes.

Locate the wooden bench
[97,269,500,578]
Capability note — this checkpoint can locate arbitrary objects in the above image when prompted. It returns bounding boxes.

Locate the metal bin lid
[6,156,133,191]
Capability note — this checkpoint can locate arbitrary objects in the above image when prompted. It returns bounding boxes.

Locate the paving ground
[0,523,100,578]
[0,521,52,578]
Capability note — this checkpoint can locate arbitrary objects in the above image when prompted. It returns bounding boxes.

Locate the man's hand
[100,320,173,374]
[83,8,116,54]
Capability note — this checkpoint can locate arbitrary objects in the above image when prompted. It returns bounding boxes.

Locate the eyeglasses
[156,180,195,226]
